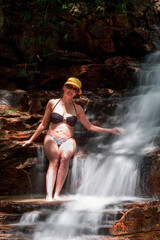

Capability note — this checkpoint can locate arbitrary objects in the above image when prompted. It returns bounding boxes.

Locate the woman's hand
[19,139,32,147]
[110,127,123,135]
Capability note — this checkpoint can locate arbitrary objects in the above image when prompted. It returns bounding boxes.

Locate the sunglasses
[66,84,78,93]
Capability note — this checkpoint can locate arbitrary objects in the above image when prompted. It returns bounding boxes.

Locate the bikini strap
[53,98,61,111]
[72,101,77,116]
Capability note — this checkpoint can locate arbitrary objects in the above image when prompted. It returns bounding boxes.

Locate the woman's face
[63,84,79,98]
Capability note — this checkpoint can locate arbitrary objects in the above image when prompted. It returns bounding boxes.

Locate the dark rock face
[0,0,159,91]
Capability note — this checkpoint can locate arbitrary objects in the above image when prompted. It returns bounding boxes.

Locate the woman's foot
[46,195,53,202]
[54,194,63,200]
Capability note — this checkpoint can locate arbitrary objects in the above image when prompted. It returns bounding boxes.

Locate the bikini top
[50,99,77,127]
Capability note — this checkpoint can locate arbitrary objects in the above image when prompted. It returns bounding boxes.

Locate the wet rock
[147,150,160,197]
[0,199,62,215]
[0,89,29,111]
[110,201,160,236]
[0,213,21,224]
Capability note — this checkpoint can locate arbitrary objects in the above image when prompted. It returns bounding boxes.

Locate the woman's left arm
[77,105,122,135]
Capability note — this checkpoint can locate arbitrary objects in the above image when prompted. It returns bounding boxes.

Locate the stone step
[0,199,127,239]
[0,224,31,240]
[0,212,21,224]
[70,208,123,225]
[1,209,121,238]
[0,223,111,240]
[101,209,123,225]
[0,208,54,225]
[0,206,123,231]
[32,222,114,236]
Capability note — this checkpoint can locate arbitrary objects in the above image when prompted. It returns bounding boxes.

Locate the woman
[22,77,121,201]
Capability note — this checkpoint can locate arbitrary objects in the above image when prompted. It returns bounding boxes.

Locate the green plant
[74,19,81,27]
[63,33,69,42]
[4,109,19,115]
[18,68,36,81]
[21,11,31,21]
[61,3,73,10]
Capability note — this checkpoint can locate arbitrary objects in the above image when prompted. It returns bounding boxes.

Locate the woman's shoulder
[47,98,60,109]
[74,102,84,113]
[48,98,60,105]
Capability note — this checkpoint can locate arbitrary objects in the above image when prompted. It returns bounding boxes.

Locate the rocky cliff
[0,0,160,91]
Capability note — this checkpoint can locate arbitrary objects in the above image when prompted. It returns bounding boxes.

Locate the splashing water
[19,211,41,226]
[25,51,160,239]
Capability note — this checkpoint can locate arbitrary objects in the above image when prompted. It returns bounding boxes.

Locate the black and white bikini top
[50,99,77,127]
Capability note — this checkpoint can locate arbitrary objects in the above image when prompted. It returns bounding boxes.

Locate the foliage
[21,11,32,21]
[34,0,142,16]
[0,0,144,84]
[5,109,19,114]
[0,109,19,116]
[18,68,37,83]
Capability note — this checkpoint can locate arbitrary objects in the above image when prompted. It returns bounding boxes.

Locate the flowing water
[18,51,160,239]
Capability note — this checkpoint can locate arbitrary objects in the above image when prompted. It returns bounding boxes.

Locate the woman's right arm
[21,99,53,147]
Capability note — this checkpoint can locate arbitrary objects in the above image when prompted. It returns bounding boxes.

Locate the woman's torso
[48,98,78,139]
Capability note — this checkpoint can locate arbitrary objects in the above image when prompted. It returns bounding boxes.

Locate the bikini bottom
[47,133,74,168]
[47,133,71,146]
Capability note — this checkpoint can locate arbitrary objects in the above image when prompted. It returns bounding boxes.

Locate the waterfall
[70,53,160,199]
[25,51,160,239]
[34,146,47,196]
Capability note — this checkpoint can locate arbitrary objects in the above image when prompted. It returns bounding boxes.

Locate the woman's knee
[48,158,59,169]
[60,155,70,168]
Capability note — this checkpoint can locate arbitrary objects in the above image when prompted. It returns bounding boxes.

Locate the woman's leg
[44,134,59,201]
[54,138,76,199]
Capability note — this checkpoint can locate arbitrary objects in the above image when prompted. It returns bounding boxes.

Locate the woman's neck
[61,96,73,104]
